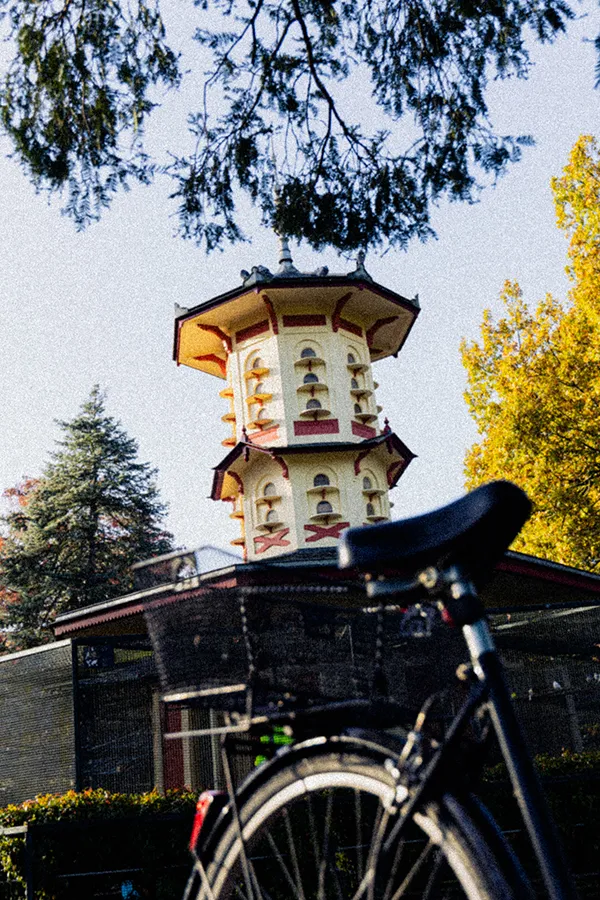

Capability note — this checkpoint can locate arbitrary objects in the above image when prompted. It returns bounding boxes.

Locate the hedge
[480,750,600,897]
[0,788,197,899]
[0,751,598,898]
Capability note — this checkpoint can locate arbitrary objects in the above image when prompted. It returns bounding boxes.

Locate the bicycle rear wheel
[193,738,531,900]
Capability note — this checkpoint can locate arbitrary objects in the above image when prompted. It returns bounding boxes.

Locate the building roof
[173,250,420,376]
[53,546,600,639]
[211,431,416,501]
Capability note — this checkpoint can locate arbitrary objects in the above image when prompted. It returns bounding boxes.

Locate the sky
[1,3,599,554]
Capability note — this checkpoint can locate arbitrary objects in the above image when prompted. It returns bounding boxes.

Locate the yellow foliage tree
[461,135,600,572]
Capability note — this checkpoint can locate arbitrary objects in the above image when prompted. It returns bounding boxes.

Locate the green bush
[0,788,196,899]
[1,752,598,898]
[481,750,600,895]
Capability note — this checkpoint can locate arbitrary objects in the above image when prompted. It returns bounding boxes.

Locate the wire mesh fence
[0,642,76,807]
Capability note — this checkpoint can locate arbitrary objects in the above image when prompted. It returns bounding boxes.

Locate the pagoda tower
[173,242,419,561]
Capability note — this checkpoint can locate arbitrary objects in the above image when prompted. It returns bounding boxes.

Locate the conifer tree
[0,388,174,649]
[461,136,600,572]
[0,0,591,252]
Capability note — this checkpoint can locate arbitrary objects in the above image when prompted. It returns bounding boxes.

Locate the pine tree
[461,136,600,572]
[0,388,174,649]
[0,0,590,252]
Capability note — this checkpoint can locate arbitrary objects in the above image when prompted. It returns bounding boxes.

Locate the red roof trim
[497,556,600,592]
[282,314,327,328]
[294,419,340,436]
[54,601,146,635]
[235,320,270,343]
[248,425,279,445]
[352,421,377,439]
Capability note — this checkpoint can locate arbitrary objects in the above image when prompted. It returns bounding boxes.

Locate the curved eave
[211,432,416,501]
[174,277,420,372]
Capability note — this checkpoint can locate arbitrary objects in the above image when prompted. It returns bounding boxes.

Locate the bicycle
[144,480,578,900]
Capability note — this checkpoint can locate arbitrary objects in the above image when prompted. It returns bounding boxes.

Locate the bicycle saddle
[338,480,531,583]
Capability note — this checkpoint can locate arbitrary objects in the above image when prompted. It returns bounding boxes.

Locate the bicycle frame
[372,564,578,900]
[467,619,577,900]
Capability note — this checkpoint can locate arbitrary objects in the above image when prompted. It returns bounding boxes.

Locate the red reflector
[189,791,222,852]
[441,607,455,626]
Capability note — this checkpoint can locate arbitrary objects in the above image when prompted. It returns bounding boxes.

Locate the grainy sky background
[1,2,598,553]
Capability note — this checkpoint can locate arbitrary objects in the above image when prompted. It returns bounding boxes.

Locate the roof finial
[271,144,300,277]
[348,249,373,281]
[276,233,300,276]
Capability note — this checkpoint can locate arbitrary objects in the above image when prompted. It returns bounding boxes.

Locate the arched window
[303,372,319,384]
[306,398,322,410]
[313,474,330,487]
[350,377,359,390]
[263,482,276,497]
[254,381,265,394]
[251,356,263,369]
[256,407,269,421]
[300,347,317,359]
[317,500,333,514]
[362,476,373,490]
[266,508,279,523]
[366,502,376,517]
[354,403,362,414]
[347,353,356,364]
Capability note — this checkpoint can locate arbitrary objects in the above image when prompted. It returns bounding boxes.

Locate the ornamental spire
[277,234,300,276]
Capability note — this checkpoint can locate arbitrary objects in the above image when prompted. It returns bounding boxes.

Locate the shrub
[0,788,196,899]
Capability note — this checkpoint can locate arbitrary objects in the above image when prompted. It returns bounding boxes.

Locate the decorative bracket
[331,292,354,332]
[354,446,374,476]
[226,471,244,495]
[270,453,290,479]
[387,460,406,487]
[366,316,398,348]
[262,294,279,334]
[196,323,232,354]
[193,354,227,377]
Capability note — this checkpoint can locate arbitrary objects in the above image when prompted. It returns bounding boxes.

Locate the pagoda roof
[211,431,416,501]
[173,259,420,376]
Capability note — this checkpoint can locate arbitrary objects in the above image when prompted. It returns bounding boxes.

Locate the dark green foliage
[0,387,173,649]
[0,0,180,226]
[170,0,575,251]
[0,1,590,251]
[0,788,196,899]
[481,751,600,896]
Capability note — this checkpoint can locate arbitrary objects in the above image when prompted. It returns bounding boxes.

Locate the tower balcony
[299,407,332,420]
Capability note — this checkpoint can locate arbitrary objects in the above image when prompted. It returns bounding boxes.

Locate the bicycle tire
[191,737,531,900]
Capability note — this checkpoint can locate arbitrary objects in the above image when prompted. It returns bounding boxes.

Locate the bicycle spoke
[388,839,437,900]
[322,791,346,900]
[421,846,445,900]
[382,827,407,900]
[350,804,391,900]
[306,790,322,893]
[318,789,334,900]
[355,788,364,880]
[247,859,272,900]
[263,826,304,900]
[283,808,306,900]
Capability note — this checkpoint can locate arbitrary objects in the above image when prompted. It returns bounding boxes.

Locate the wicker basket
[144,583,464,718]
